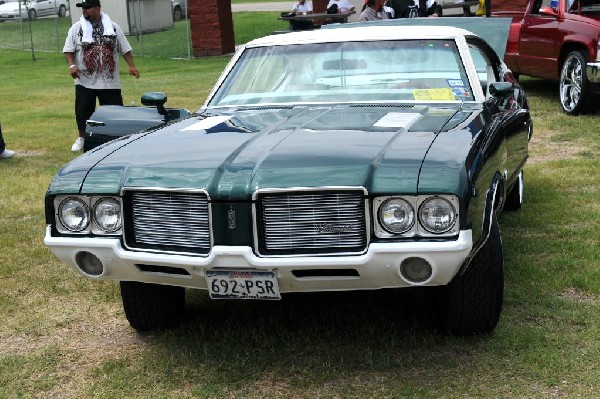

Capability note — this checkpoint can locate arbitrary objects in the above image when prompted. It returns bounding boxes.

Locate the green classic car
[45,23,531,335]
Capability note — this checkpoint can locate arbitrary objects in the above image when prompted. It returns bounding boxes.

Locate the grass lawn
[0,20,599,399]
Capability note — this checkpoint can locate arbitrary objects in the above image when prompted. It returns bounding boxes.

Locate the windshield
[208,39,474,107]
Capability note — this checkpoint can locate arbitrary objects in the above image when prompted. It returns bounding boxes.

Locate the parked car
[45,21,531,335]
[0,0,68,21]
[171,0,186,21]
[493,0,600,115]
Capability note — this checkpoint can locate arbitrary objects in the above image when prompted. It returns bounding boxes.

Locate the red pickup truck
[493,0,600,115]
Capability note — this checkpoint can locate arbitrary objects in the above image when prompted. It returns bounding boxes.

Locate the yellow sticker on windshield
[412,88,456,101]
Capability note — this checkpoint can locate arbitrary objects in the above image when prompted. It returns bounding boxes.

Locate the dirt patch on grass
[559,288,600,305]
[527,129,585,164]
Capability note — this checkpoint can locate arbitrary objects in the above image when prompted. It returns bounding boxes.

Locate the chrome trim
[373,195,460,238]
[373,196,417,238]
[252,186,370,257]
[86,119,105,127]
[54,195,123,236]
[121,187,213,257]
[459,178,499,274]
[417,195,460,236]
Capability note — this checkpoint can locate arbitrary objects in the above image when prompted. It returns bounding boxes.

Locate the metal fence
[0,0,192,59]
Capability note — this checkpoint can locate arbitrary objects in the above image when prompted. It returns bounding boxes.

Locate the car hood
[50,105,480,199]
[0,2,23,12]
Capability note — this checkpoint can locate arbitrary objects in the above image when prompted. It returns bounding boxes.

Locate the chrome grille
[257,190,367,255]
[125,191,210,255]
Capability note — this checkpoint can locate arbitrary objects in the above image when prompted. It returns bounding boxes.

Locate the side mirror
[141,92,168,115]
[489,82,514,97]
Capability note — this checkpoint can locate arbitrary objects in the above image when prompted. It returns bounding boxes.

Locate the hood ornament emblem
[228,207,236,230]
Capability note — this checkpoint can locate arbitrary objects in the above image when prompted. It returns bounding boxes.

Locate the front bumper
[587,62,600,90]
[44,226,473,293]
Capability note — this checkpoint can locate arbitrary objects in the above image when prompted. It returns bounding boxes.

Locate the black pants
[0,123,5,153]
[75,85,123,132]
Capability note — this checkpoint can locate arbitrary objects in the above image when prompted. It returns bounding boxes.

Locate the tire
[173,6,182,21]
[438,215,504,335]
[28,9,36,20]
[559,50,596,115]
[503,170,524,211]
[58,5,66,17]
[120,281,185,332]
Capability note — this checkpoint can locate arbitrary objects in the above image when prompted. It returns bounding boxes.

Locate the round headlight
[419,197,457,234]
[378,198,415,234]
[58,198,90,232]
[94,198,122,232]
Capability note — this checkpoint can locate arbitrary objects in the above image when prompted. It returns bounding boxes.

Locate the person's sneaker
[71,137,84,152]
[0,149,15,159]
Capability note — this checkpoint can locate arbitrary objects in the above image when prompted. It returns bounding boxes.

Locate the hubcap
[560,55,583,112]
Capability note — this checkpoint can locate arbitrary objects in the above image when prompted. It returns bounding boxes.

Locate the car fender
[459,174,502,274]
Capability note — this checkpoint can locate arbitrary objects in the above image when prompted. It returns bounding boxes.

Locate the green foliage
[0,25,600,399]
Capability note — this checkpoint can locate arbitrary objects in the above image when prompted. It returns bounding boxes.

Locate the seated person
[289,0,315,30]
[388,0,440,18]
[327,0,356,13]
[419,0,442,17]
[292,0,313,14]
[360,0,391,21]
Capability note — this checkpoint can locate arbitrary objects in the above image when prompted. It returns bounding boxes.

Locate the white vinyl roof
[245,25,476,48]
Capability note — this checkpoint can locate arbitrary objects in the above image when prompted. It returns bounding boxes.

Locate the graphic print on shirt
[79,23,117,81]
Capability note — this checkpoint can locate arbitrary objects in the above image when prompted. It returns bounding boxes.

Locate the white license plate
[206,270,281,300]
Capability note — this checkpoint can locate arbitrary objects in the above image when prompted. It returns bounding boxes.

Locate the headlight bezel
[377,197,416,235]
[93,197,122,233]
[57,197,90,233]
[54,195,123,235]
[418,196,458,235]
[374,194,459,238]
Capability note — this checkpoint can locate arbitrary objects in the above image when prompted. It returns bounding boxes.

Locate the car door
[33,0,53,17]
[517,0,563,79]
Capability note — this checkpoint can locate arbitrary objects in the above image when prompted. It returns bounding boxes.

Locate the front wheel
[58,5,66,17]
[437,215,504,335]
[120,281,185,332]
[28,8,36,20]
[559,50,597,115]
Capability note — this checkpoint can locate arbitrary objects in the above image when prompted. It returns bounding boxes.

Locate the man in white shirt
[63,0,140,152]
[292,0,313,14]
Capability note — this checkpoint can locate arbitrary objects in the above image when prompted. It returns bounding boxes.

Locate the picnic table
[278,10,356,31]
[440,0,480,16]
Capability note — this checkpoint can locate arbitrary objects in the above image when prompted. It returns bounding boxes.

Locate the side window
[468,43,498,98]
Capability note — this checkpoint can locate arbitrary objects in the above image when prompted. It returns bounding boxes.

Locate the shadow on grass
[119,289,500,389]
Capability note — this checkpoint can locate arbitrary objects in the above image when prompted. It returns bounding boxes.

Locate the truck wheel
[438,215,504,335]
[560,50,596,115]
[120,281,185,332]
[28,8,36,20]
[503,170,524,211]
[58,5,66,17]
